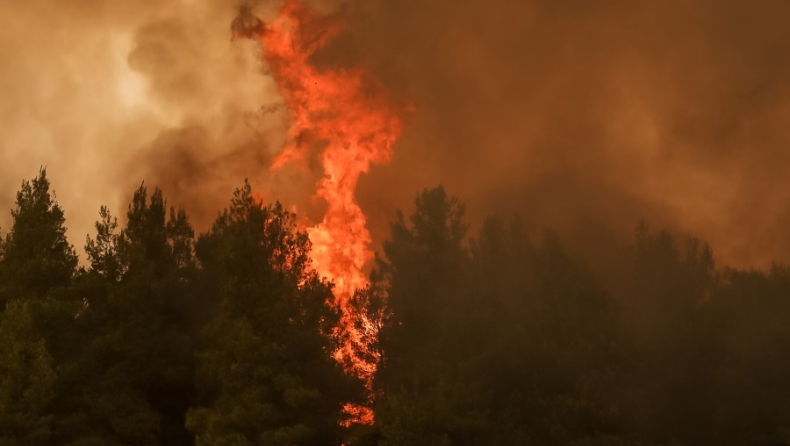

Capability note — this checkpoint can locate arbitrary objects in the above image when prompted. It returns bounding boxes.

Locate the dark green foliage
[2,173,790,446]
[83,206,121,281]
[57,185,198,445]
[186,181,359,446]
[0,301,55,445]
[0,168,77,303]
[376,187,468,393]
[372,189,622,445]
[0,169,78,445]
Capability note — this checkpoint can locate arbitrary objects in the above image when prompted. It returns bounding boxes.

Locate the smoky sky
[339,0,790,268]
[1,0,789,269]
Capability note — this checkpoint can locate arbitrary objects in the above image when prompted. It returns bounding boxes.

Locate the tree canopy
[0,172,788,445]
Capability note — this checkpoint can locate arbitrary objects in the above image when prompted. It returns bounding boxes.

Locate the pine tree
[0,301,55,445]
[59,185,198,445]
[372,188,623,445]
[372,186,480,446]
[187,181,358,446]
[620,225,717,443]
[0,168,77,304]
[376,186,468,390]
[0,169,78,444]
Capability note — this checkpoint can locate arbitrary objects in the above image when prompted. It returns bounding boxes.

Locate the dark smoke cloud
[330,0,790,268]
[1,0,789,269]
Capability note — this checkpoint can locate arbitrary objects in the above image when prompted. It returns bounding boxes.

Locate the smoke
[1,0,789,268]
[0,0,288,241]
[337,0,790,268]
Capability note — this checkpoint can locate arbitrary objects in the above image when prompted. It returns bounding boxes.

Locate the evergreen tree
[3,170,790,445]
[186,181,357,446]
[372,188,624,445]
[618,225,717,444]
[0,168,77,304]
[0,300,55,445]
[58,185,197,445]
[373,186,481,446]
[471,224,623,445]
[0,169,78,444]
[376,186,468,392]
[702,265,790,445]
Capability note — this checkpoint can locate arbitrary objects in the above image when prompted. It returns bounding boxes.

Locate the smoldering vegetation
[2,169,790,445]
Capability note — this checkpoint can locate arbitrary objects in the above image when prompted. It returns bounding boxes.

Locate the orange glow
[234,0,405,424]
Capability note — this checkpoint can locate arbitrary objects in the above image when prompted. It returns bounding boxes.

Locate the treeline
[0,169,789,445]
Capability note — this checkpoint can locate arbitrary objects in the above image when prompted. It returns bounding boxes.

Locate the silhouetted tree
[0,168,77,304]
[616,225,717,444]
[0,169,78,445]
[370,187,473,445]
[57,185,198,445]
[702,265,790,445]
[371,188,628,445]
[376,186,468,389]
[0,300,55,445]
[186,181,358,446]
[2,172,790,446]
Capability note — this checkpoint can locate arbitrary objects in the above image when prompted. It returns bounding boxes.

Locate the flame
[233,0,406,424]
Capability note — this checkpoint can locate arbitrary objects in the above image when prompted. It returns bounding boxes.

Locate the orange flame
[234,0,406,424]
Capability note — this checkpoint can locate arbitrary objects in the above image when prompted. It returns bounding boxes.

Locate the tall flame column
[234,0,406,424]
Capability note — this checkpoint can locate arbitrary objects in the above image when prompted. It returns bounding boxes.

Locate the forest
[1,168,790,446]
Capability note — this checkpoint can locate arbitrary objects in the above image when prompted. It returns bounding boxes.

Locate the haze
[1,0,789,269]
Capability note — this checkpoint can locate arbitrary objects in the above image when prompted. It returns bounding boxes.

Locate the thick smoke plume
[0,0,288,237]
[2,0,790,269]
[336,0,790,269]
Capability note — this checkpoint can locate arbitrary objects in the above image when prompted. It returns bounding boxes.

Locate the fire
[233,0,406,424]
